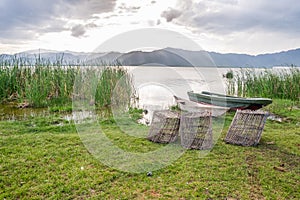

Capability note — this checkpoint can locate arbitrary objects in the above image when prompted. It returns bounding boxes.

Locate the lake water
[108,66,230,124]
[126,66,229,110]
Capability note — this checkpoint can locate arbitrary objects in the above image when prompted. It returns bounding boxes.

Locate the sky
[1,0,300,55]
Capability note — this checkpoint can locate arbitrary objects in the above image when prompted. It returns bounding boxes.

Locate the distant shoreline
[1,47,299,68]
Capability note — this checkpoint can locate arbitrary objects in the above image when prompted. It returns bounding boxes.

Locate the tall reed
[226,67,300,102]
[72,66,135,109]
[0,57,135,108]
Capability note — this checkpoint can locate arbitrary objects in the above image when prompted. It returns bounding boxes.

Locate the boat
[187,91,272,110]
[173,95,229,117]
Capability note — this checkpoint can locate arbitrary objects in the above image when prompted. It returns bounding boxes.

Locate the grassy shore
[226,67,300,102]
[1,99,299,199]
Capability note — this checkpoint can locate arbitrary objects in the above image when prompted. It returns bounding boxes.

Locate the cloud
[71,24,86,37]
[71,23,98,37]
[157,19,161,25]
[0,0,116,41]
[147,20,161,26]
[161,8,182,22]
[62,0,117,19]
[162,0,300,36]
[117,3,141,13]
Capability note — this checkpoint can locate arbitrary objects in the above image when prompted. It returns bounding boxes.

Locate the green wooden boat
[187,91,272,110]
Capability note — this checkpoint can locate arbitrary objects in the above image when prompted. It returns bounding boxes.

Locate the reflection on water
[130,66,226,105]
[64,109,112,124]
[0,103,49,121]
[137,83,175,109]
[125,66,226,122]
[0,102,113,124]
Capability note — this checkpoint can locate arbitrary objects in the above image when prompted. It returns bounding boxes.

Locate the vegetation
[0,58,135,108]
[226,67,300,102]
[1,99,299,199]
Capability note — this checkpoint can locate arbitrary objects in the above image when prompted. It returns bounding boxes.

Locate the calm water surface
[127,66,228,110]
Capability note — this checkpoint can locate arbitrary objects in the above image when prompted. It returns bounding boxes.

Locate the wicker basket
[147,110,180,143]
[224,110,269,146]
[179,111,213,150]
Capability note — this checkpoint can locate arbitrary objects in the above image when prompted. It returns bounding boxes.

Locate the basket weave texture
[147,110,180,143]
[180,112,213,150]
[224,110,269,146]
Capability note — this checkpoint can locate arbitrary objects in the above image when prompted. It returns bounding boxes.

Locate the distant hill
[116,49,191,66]
[209,48,300,67]
[162,47,300,67]
[1,48,300,67]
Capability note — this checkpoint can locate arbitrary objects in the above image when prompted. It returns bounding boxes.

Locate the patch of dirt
[148,190,162,198]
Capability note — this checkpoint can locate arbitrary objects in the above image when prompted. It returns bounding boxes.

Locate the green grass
[1,100,299,199]
[226,67,300,102]
[0,58,135,109]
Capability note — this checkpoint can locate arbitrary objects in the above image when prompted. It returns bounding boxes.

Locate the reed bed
[0,58,135,108]
[226,67,300,102]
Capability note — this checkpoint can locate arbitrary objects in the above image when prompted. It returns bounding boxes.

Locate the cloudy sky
[1,0,300,55]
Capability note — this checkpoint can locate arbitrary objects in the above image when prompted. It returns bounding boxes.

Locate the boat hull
[174,95,229,117]
[188,91,272,110]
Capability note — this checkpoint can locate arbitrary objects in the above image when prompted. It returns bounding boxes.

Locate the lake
[107,66,230,124]
[126,66,229,111]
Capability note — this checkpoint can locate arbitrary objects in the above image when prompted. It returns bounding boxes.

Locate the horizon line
[1,47,300,57]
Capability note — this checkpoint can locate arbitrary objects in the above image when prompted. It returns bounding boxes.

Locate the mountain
[87,52,123,64]
[116,49,192,66]
[164,47,300,67]
[1,48,300,67]
[209,49,300,67]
